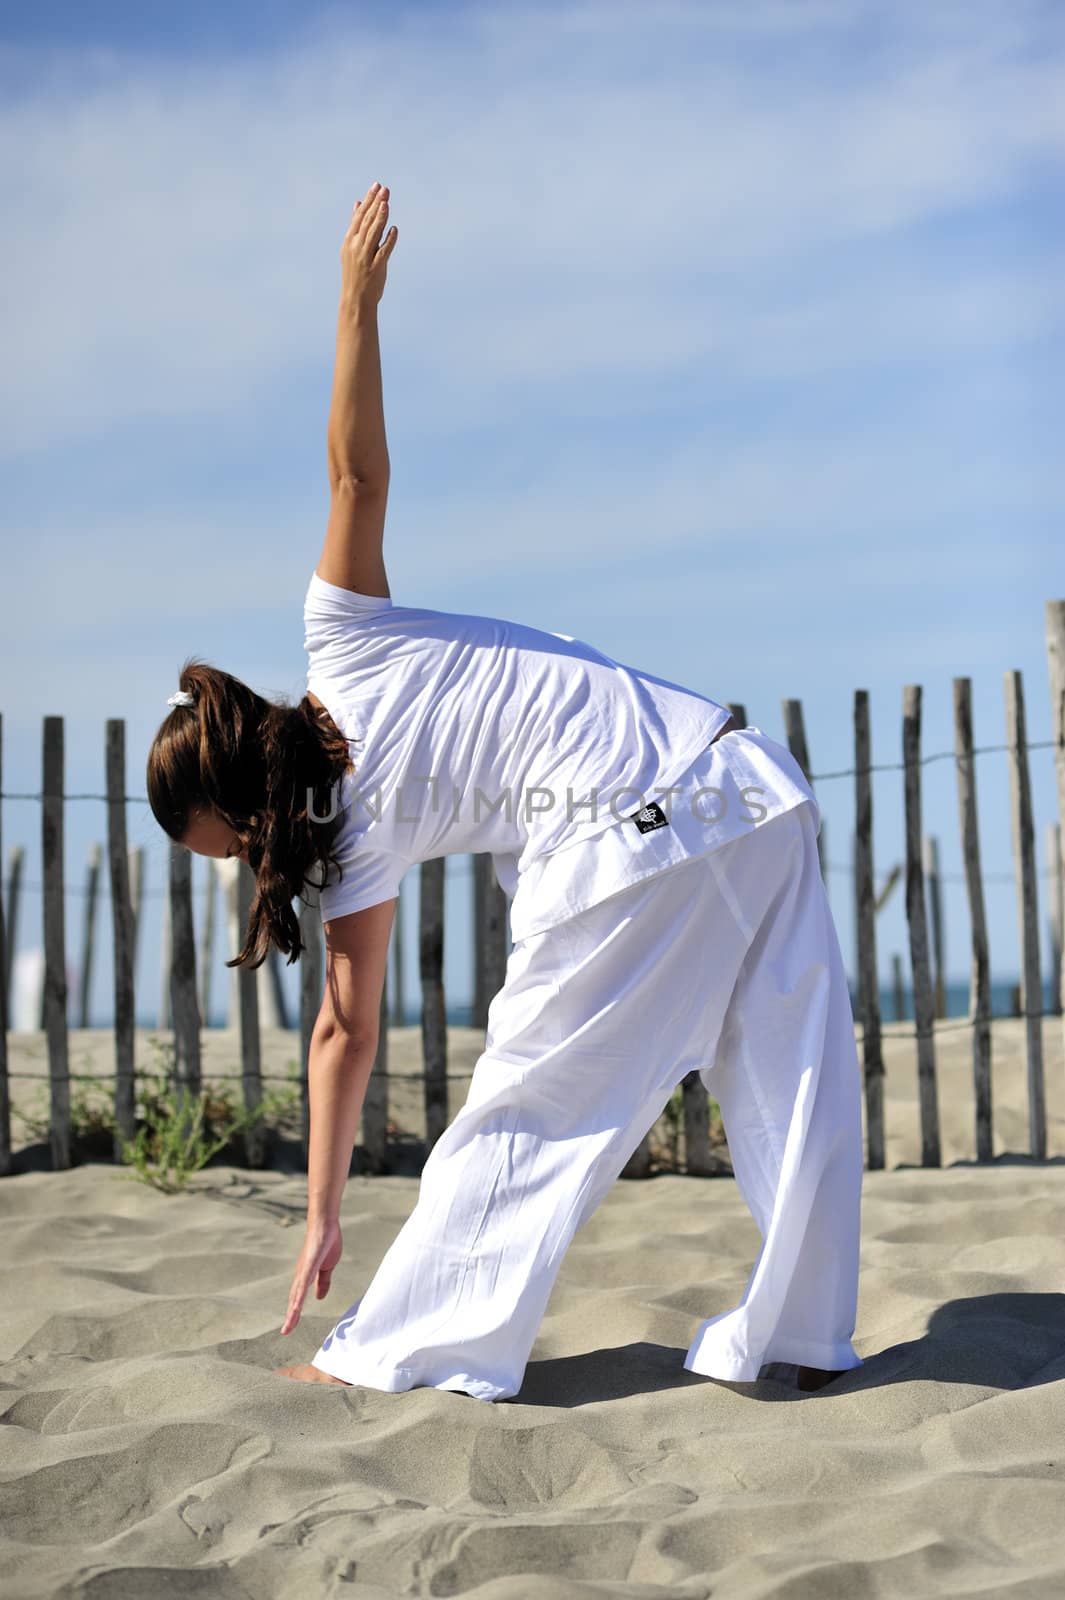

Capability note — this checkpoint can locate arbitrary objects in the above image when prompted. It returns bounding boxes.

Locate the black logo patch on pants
[629,800,671,835]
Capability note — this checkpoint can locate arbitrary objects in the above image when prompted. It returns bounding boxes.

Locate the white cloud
[2,0,1063,454]
[5,0,1061,1013]
[0,387,1050,635]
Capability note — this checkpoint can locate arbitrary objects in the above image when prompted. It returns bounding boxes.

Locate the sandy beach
[3,1012,1065,1598]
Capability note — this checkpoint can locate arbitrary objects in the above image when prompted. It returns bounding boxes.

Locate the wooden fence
[1,599,1064,1180]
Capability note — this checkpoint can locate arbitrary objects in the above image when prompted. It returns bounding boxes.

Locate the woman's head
[146,659,354,969]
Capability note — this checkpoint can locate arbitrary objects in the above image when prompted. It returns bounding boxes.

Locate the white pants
[311,800,865,1399]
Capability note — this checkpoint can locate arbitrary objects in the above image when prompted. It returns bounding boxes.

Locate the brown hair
[146,658,355,969]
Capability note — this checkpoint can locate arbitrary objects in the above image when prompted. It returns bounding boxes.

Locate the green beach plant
[113,1038,300,1193]
[13,1037,301,1194]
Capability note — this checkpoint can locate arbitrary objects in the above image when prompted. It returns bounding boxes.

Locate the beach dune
[3,1013,1065,1598]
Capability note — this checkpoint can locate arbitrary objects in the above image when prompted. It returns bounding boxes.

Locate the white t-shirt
[303,573,817,942]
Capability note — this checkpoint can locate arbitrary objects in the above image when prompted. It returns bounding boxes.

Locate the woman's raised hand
[340,180,398,308]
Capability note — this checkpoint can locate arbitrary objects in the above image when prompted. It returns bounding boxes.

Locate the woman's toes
[273,1362,351,1384]
[796,1365,845,1392]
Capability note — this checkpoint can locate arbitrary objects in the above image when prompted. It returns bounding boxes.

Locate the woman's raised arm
[317,181,399,599]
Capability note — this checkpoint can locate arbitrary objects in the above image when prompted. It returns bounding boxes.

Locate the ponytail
[146,658,355,968]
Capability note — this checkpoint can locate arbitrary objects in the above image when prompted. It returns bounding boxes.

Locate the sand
[3,1012,1065,1598]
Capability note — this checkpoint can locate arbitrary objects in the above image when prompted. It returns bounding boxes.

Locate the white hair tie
[167,690,195,708]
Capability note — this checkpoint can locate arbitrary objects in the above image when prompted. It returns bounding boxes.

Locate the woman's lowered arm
[305,896,397,1228]
[317,180,399,600]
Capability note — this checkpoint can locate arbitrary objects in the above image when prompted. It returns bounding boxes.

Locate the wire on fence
[2,856,1058,897]
[5,1067,501,1086]
[0,734,1060,808]
[3,1003,1059,1087]
[0,864,473,902]
[2,737,1060,895]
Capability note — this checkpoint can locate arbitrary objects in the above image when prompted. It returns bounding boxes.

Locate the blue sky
[2,0,1063,1027]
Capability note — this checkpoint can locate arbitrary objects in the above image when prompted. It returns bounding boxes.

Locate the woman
[148,181,865,1400]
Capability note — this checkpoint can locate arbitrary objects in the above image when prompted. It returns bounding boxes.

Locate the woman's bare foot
[273,1362,352,1385]
[796,1365,844,1392]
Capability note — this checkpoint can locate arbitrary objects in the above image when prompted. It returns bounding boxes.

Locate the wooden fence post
[891,953,905,1022]
[0,714,10,1178]
[473,853,508,1033]
[420,858,448,1152]
[158,869,171,1030]
[953,679,993,1162]
[850,827,860,1017]
[220,856,240,1026]
[77,842,102,1028]
[1005,669,1045,1161]
[782,698,827,886]
[168,840,201,1099]
[4,844,24,1025]
[390,886,405,1026]
[472,854,485,1029]
[361,958,389,1175]
[200,857,217,1030]
[923,836,946,1019]
[256,950,281,1029]
[235,861,266,1167]
[106,721,137,1153]
[265,946,289,1030]
[681,1070,714,1177]
[1046,600,1065,1060]
[42,716,70,1170]
[902,685,940,1167]
[854,690,883,1172]
[128,845,145,981]
[1048,822,1063,1016]
[219,869,289,1034]
[298,880,322,1164]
